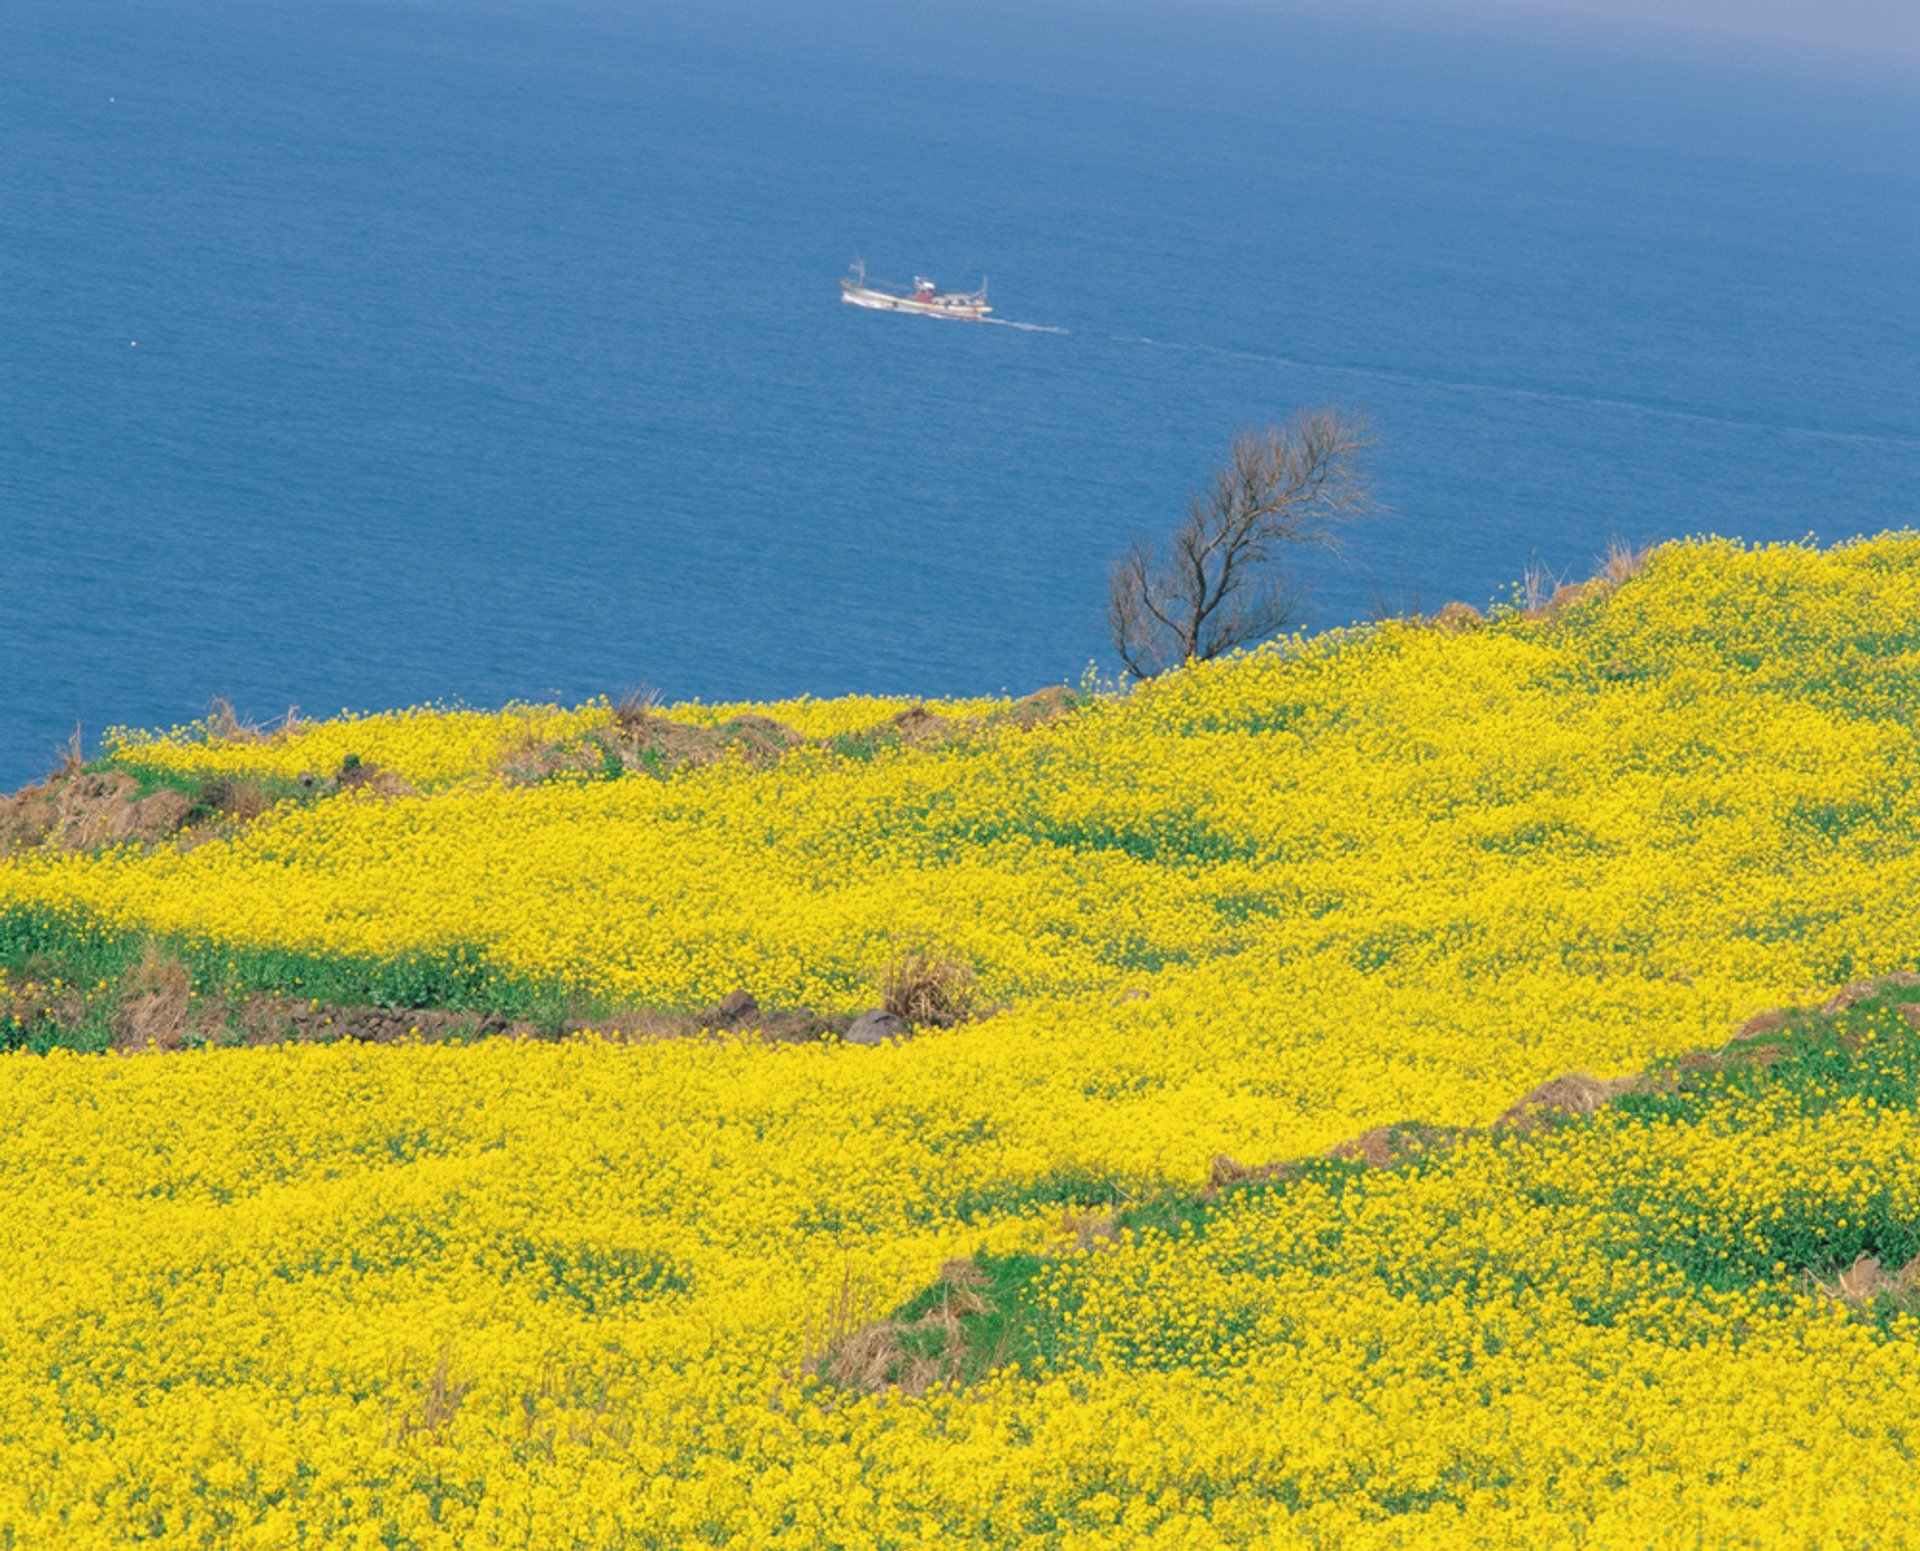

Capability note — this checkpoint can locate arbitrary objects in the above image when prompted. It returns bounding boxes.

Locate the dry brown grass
[888,705,953,744]
[0,782,48,860]
[1821,977,1889,1014]
[1002,686,1079,729]
[194,776,278,824]
[1494,1072,1643,1133]
[1519,557,1562,615]
[0,762,292,861]
[1809,1252,1920,1312]
[206,697,267,744]
[51,772,146,850]
[1428,601,1483,633]
[112,943,195,1051]
[1211,1121,1464,1194]
[719,715,806,764]
[226,779,276,822]
[609,686,663,734]
[1595,537,1654,587]
[1326,1121,1462,1168]
[0,968,86,1036]
[881,945,976,1028]
[1205,1154,1301,1193]
[56,724,86,778]
[392,1351,472,1444]
[804,1259,991,1398]
[331,763,416,802]
[497,710,801,787]
[501,686,1087,788]
[798,1257,877,1381]
[8,771,192,855]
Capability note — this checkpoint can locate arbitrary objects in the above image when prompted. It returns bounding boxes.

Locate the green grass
[0,902,599,1052]
[833,989,1920,1397]
[96,756,316,809]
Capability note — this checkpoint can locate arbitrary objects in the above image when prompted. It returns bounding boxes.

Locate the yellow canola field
[6,534,1920,1546]
[3,1004,1917,1548]
[101,694,1012,792]
[987,1010,1920,1550]
[666,693,1010,739]
[101,702,615,792]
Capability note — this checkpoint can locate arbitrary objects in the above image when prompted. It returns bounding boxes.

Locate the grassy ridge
[852,985,1920,1401]
[0,901,528,1052]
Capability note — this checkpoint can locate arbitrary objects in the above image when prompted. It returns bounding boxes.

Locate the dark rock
[698,989,761,1030]
[844,1009,909,1047]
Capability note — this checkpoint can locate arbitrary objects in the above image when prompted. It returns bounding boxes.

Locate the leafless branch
[1109,405,1374,677]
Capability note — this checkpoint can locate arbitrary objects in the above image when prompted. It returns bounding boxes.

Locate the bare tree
[1108,406,1374,677]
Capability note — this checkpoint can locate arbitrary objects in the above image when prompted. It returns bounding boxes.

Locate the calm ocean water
[3,0,1916,784]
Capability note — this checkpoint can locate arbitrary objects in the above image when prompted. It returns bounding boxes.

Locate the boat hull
[840,282,991,321]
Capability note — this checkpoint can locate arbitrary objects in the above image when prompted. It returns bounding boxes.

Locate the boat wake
[844,270,1908,448]
[1111,335,1918,451]
[982,317,1069,335]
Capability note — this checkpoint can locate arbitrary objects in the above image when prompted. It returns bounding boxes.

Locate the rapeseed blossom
[100,694,1011,792]
[4,534,1920,1546]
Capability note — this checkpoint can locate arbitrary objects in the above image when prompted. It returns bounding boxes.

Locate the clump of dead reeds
[881,945,976,1028]
[1518,556,1563,615]
[1595,536,1654,587]
[56,723,86,778]
[206,697,266,744]
[609,686,663,735]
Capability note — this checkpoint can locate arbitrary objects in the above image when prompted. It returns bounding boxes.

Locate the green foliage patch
[846,991,1920,1399]
[0,902,584,1053]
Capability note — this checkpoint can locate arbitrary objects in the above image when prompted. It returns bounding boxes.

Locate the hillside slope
[4,533,1920,1547]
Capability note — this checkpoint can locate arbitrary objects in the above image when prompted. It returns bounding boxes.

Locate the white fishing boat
[839,260,991,321]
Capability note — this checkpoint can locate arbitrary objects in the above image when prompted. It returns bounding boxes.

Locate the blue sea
[3,0,1916,785]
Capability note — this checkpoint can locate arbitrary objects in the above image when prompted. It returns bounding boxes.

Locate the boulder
[844,1009,909,1047]
[698,989,761,1030]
